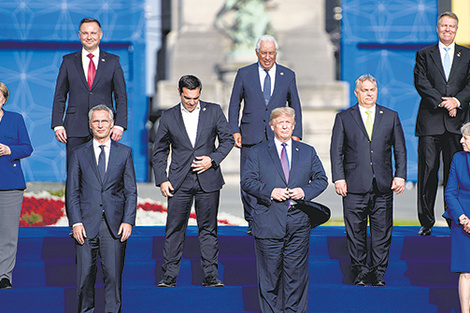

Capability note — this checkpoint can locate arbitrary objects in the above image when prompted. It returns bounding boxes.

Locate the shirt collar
[180,102,201,114]
[358,104,376,114]
[274,137,292,148]
[83,47,100,58]
[258,62,276,75]
[93,138,110,149]
[439,41,455,51]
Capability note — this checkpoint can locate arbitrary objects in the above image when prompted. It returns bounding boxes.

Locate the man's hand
[0,143,11,156]
[72,224,87,245]
[271,188,290,201]
[449,108,457,117]
[334,180,347,197]
[55,128,67,143]
[292,136,300,142]
[110,127,123,141]
[118,223,132,242]
[233,133,242,148]
[191,156,212,174]
[391,178,405,194]
[440,97,459,112]
[160,181,174,197]
[288,187,304,200]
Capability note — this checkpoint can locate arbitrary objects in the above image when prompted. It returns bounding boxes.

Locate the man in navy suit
[152,75,233,288]
[414,12,470,236]
[228,35,303,231]
[52,18,127,167]
[330,74,407,287]
[242,107,327,313]
[66,104,137,313]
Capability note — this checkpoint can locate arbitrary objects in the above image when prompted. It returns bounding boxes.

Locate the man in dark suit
[414,12,470,236]
[330,74,407,287]
[52,17,127,166]
[242,107,327,313]
[228,35,303,231]
[152,75,233,288]
[66,104,137,313]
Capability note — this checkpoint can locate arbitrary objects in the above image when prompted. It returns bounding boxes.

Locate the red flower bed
[20,195,65,226]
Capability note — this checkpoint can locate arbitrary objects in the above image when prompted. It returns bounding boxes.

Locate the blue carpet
[0,226,459,312]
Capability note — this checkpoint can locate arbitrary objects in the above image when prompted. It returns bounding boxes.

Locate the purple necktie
[281,143,289,182]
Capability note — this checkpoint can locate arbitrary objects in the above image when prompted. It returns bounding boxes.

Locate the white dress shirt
[82,47,100,80]
[439,41,455,69]
[358,104,376,129]
[93,138,110,171]
[258,63,276,97]
[274,137,292,169]
[181,103,201,147]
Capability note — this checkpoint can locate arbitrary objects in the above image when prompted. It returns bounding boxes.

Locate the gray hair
[88,104,114,121]
[355,74,377,91]
[438,12,458,27]
[461,122,470,137]
[270,107,295,125]
[0,82,9,105]
[256,35,279,52]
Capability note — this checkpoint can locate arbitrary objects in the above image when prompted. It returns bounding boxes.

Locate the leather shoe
[202,274,224,287]
[372,278,386,287]
[157,275,176,287]
[354,273,368,287]
[0,278,12,289]
[418,226,432,236]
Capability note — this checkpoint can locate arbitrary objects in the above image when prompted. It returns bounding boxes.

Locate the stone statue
[215,0,272,57]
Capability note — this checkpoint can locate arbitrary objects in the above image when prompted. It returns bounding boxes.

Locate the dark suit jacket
[66,140,137,239]
[414,43,470,136]
[152,101,234,192]
[0,111,33,190]
[228,63,302,145]
[330,104,407,194]
[51,50,127,137]
[241,140,328,239]
[444,151,470,223]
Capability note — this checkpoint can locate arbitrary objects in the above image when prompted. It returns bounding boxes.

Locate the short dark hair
[79,18,102,30]
[178,75,202,93]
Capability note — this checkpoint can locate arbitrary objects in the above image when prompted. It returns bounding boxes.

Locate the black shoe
[372,278,386,287]
[354,273,368,287]
[157,275,176,287]
[202,275,224,287]
[0,278,12,289]
[418,226,432,236]
[247,222,253,236]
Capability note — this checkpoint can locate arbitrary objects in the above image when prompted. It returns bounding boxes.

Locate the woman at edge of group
[0,82,33,289]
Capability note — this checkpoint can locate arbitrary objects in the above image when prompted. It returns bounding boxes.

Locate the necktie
[87,53,96,89]
[365,110,373,140]
[443,47,451,80]
[98,145,106,180]
[263,69,271,106]
[281,143,289,182]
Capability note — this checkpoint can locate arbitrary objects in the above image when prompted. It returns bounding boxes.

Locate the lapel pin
[101,59,105,62]
[296,147,299,151]
[380,111,383,114]
[203,107,206,111]
[458,52,461,57]
[280,72,284,76]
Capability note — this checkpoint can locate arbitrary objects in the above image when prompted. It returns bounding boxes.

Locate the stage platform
[0,226,460,312]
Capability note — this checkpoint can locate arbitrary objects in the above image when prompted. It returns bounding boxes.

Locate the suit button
[371,150,373,153]
[100,204,103,207]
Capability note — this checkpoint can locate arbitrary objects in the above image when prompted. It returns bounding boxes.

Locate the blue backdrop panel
[0,0,148,182]
[341,0,438,182]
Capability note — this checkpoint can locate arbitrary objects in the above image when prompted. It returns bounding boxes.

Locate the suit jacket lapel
[350,105,369,140]
[85,141,103,185]
[268,141,288,184]
[104,141,120,185]
[289,141,300,182]
[174,105,193,147]
[371,105,385,140]
[430,44,446,81]
[251,64,265,105]
[73,51,89,89]
[449,45,463,81]
[194,101,207,146]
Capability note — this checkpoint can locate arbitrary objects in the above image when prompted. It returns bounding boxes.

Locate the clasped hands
[440,97,459,117]
[271,187,304,202]
[459,215,470,233]
[0,143,11,156]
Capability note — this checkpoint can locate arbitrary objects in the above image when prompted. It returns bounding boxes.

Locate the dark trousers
[254,209,311,313]
[240,144,259,223]
[343,186,393,277]
[162,172,220,278]
[417,132,461,228]
[75,217,127,313]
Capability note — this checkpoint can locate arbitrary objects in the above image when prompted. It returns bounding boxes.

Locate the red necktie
[87,53,96,89]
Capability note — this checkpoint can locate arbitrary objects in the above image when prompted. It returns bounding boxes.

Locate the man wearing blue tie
[242,107,327,312]
[414,12,470,236]
[228,35,303,233]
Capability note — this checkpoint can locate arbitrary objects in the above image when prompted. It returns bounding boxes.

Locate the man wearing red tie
[51,18,127,167]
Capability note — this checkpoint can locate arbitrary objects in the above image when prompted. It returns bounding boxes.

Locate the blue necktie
[98,145,106,180]
[263,69,271,106]
[443,47,451,80]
